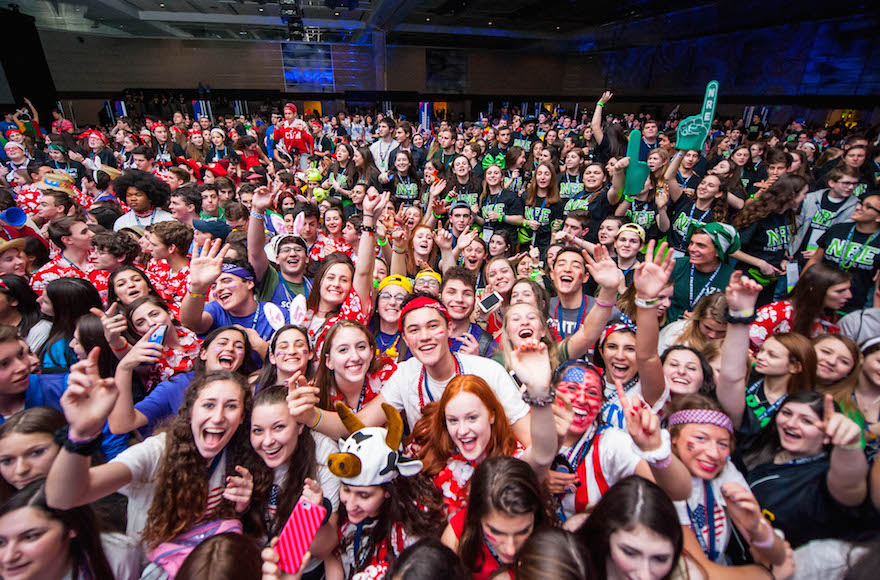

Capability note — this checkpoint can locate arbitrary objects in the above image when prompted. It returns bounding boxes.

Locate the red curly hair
[412,374,518,478]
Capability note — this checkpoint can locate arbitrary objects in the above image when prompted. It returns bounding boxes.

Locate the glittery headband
[668,409,734,434]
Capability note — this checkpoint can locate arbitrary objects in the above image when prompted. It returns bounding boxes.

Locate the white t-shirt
[657,319,688,355]
[674,461,749,563]
[558,427,641,520]
[381,353,530,431]
[113,208,175,232]
[111,432,228,541]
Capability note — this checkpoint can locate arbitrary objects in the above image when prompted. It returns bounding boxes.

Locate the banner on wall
[282,43,335,92]
[419,102,431,132]
[304,101,322,116]
[433,102,447,119]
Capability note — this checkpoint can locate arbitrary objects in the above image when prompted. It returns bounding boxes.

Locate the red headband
[599,323,636,348]
[283,103,297,113]
[398,296,450,332]
[188,128,201,137]
[79,129,107,144]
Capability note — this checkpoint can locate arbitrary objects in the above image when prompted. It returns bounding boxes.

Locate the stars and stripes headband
[668,409,734,434]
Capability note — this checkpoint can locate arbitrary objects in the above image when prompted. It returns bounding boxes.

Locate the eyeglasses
[378,292,406,304]
[837,181,859,188]
[859,203,880,213]
[415,279,440,288]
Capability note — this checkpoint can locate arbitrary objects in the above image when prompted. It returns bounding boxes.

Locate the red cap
[283,103,297,114]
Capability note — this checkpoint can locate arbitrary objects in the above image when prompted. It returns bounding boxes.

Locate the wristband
[521,387,557,408]
[729,308,755,318]
[597,102,605,107]
[320,497,333,525]
[837,441,864,451]
[249,209,265,220]
[726,311,756,324]
[433,212,444,219]
[55,426,104,456]
[631,429,672,468]
[746,519,777,549]
[377,237,388,247]
[307,408,323,430]
[595,299,616,308]
[189,290,206,298]
[498,213,504,223]
[361,224,375,234]
[110,342,129,353]
[635,296,659,309]
[393,247,407,255]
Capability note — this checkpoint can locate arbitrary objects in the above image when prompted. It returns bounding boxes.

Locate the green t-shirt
[667,258,734,323]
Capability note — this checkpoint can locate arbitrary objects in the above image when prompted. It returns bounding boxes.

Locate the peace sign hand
[615,377,662,452]
[189,238,230,295]
[820,393,862,448]
[675,81,720,151]
[91,302,128,351]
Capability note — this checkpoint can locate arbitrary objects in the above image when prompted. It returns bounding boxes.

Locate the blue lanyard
[419,354,462,404]
[783,452,827,466]
[134,208,157,228]
[747,378,787,423]
[839,225,880,270]
[687,480,719,561]
[555,298,586,338]
[688,264,721,308]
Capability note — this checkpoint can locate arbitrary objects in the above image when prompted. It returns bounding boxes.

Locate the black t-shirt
[593,137,612,166]
[676,171,702,192]
[522,197,565,251]
[558,171,585,201]
[448,179,481,209]
[564,186,613,244]
[511,132,537,151]
[480,188,523,235]
[817,223,880,311]
[625,198,665,240]
[390,174,420,204]
[667,196,716,252]
[738,213,792,268]
[746,123,764,142]
[748,457,866,549]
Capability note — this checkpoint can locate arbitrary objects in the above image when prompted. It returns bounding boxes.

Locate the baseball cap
[193,219,232,243]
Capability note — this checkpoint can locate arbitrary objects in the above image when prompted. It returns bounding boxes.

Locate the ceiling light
[334,11,339,15]
[488,21,492,25]
[426,17,430,21]
[259,7,264,11]
[159,2,165,6]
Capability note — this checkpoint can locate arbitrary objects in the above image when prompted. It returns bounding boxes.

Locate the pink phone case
[276,497,327,574]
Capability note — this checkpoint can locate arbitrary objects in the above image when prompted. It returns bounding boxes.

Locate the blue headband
[220,263,253,281]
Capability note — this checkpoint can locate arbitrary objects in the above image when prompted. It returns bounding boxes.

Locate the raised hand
[252,185,275,213]
[622,133,650,201]
[820,393,862,448]
[584,244,624,291]
[61,348,119,440]
[224,465,254,513]
[189,238,230,294]
[508,339,552,394]
[286,373,320,425]
[675,81,720,152]
[431,198,449,217]
[91,303,128,351]
[655,187,669,210]
[632,240,674,299]
[724,271,762,313]
[363,189,390,217]
[615,377,662,452]
[429,179,447,200]
[454,228,479,252]
[599,91,613,106]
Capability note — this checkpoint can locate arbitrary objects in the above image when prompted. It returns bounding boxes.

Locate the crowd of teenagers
[0,91,877,580]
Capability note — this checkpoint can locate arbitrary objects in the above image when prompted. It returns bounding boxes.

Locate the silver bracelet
[250,209,265,220]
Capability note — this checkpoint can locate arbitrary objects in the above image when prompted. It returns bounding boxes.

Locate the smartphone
[276,497,327,574]
[478,291,503,314]
[147,325,168,346]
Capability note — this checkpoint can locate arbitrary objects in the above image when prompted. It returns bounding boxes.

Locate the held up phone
[276,497,327,574]
[478,291,503,314]
[147,324,168,346]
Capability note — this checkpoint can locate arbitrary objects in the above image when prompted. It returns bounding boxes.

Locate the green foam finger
[623,130,651,201]
[675,80,720,152]
[699,80,720,127]
[626,129,643,159]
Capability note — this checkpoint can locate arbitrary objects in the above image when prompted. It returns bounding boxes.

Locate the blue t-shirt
[135,371,191,436]
[203,300,288,341]
[5,375,129,460]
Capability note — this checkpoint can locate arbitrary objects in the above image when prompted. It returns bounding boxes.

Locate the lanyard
[530,196,548,245]
[688,264,721,308]
[687,202,711,226]
[851,390,880,423]
[482,530,504,566]
[134,208,157,228]
[746,378,787,423]
[555,298,586,338]
[377,331,399,353]
[59,253,85,275]
[839,225,880,270]
[782,451,827,466]
[687,480,719,561]
[418,354,462,407]
[564,423,599,472]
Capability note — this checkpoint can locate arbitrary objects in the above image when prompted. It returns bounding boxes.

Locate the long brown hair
[813,334,861,401]
[406,224,439,276]
[763,333,817,395]
[674,292,727,351]
[313,320,382,410]
[411,375,518,479]
[458,456,557,571]
[733,173,807,230]
[788,262,850,337]
[245,386,317,539]
[525,162,561,206]
[141,371,253,549]
[306,253,355,315]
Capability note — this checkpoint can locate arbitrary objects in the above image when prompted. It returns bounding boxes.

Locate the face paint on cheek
[434,330,446,338]
[686,441,696,452]
[483,530,499,544]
